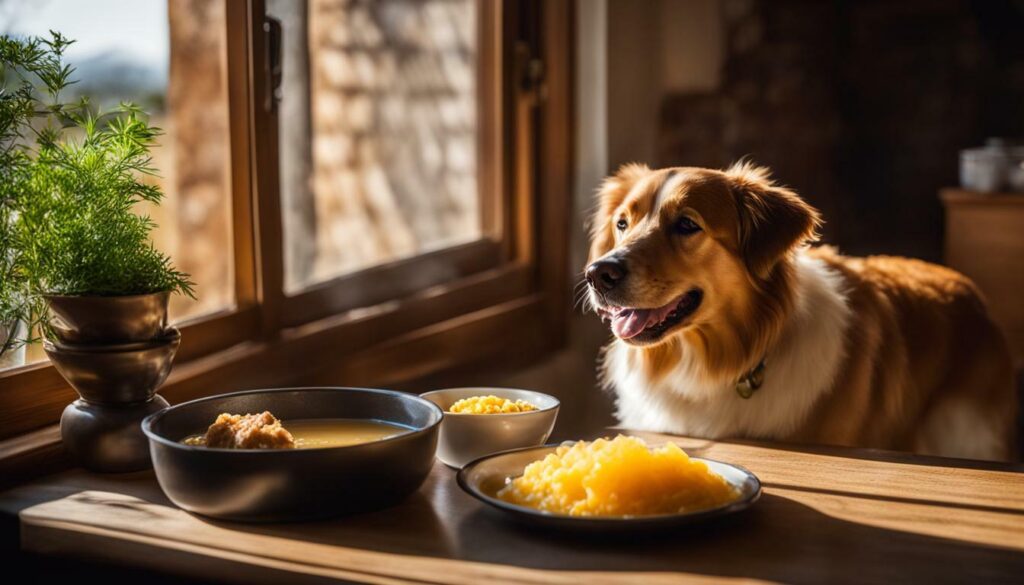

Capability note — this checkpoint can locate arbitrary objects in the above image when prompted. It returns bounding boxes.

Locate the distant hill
[65,50,167,113]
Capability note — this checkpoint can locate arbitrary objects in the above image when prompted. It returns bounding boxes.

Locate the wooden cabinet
[942,188,1024,367]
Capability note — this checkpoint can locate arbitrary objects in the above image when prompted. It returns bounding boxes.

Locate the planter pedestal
[45,326,180,473]
[61,396,170,473]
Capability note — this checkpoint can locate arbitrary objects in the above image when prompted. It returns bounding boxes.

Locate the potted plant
[3,32,195,472]
[2,32,195,343]
[20,101,195,340]
[17,97,193,344]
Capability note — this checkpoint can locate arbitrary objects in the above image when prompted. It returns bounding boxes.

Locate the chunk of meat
[203,411,296,449]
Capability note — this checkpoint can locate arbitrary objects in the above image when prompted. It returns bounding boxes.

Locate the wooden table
[2,432,1023,584]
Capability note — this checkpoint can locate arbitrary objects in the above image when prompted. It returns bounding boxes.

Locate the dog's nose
[586,259,627,293]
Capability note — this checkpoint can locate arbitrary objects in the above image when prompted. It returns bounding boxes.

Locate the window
[273,0,485,292]
[267,0,512,326]
[0,0,572,462]
[4,0,236,325]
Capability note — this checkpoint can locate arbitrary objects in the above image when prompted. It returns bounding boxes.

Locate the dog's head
[585,162,820,350]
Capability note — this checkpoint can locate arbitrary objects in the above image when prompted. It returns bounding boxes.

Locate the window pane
[6,0,235,324]
[272,0,483,293]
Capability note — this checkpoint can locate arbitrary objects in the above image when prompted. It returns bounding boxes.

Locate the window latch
[515,42,546,106]
[264,16,283,112]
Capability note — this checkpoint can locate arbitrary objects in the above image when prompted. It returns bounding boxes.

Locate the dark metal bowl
[45,291,170,344]
[44,328,181,404]
[142,387,443,522]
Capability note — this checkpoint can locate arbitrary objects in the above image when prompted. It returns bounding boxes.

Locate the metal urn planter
[45,291,171,344]
[44,292,179,473]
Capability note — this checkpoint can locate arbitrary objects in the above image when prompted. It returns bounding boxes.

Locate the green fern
[20,102,196,299]
[1,32,194,352]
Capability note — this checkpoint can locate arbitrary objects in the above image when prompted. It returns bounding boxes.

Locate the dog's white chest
[604,253,851,440]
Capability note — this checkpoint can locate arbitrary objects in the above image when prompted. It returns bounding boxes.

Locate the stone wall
[302,0,479,287]
[656,0,1024,261]
[162,0,482,301]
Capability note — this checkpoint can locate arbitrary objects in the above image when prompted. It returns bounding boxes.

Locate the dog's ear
[725,162,821,279]
[588,163,649,262]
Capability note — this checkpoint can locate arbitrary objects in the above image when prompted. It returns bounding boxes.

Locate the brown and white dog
[586,162,1017,461]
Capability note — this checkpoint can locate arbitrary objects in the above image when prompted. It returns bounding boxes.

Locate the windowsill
[0,287,556,485]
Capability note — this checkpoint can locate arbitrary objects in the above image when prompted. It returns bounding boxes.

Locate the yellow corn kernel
[449,395,538,414]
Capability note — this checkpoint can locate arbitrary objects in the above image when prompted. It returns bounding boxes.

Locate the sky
[2,0,169,68]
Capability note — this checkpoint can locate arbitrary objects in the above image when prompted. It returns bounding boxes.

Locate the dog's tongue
[611,309,653,339]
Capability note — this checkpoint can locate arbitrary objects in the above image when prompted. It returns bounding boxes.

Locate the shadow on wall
[648,0,1024,263]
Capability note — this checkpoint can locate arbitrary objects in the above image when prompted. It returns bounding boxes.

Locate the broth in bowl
[182,411,410,449]
[288,419,410,448]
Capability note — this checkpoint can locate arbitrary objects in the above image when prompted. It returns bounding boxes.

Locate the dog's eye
[674,216,701,235]
[615,218,628,231]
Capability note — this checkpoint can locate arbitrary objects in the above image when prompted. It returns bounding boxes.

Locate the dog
[585,162,1016,461]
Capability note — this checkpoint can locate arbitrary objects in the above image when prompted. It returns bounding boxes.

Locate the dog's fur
[587,162,1017,460]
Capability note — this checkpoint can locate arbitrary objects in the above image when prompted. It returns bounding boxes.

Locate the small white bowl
[420,387,559,468]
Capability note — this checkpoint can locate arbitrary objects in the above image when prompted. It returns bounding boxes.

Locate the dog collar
[735,357,766,399]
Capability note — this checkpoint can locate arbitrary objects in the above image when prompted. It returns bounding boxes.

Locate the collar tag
[735,358,766,399]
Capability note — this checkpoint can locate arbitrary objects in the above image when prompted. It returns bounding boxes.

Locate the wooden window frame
[274,0,511,327]
[0,0,573,482]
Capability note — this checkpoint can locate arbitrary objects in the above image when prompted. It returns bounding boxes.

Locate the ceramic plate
[457,443,761,532]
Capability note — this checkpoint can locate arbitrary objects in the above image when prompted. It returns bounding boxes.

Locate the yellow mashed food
[496,435,738,517]
[449,395,538,414]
